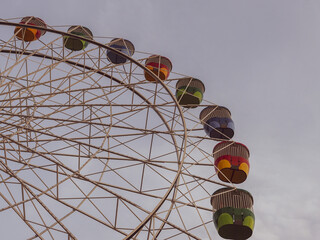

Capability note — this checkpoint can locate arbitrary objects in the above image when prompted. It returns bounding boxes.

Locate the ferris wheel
[0,17,255,240]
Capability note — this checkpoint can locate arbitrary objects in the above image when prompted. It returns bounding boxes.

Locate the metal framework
[0,18,236,239]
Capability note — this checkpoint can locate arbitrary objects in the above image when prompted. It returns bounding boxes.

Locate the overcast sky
[0,0,319,239]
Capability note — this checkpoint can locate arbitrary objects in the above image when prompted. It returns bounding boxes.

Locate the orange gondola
[14,16,47,42]
[145,55,172,82]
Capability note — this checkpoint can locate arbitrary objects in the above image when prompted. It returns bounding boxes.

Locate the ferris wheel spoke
[0,141,57,197]
[135,211,202,240]
[0,190,46,240]
[162,220,213,240]
[0,161,77,239]
[172,174,213,240]
[0,68,105,101]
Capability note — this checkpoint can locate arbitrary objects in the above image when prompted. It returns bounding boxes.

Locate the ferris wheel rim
[0,20,193,238]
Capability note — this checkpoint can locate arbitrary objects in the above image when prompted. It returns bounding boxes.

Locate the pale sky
[0,0,319,239]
